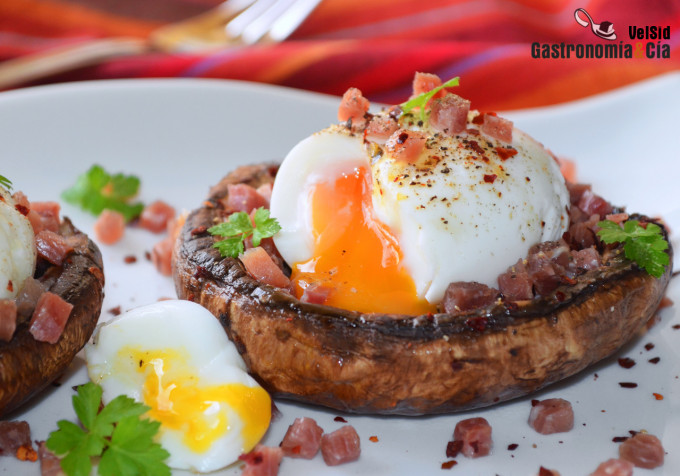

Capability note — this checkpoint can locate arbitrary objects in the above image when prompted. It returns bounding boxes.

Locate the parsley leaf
[46,382,170,476]
[62,165,144,222]
[0,174,12,191]
[597,219,670,278]
[400,76,460,121]
[208,207,281,258]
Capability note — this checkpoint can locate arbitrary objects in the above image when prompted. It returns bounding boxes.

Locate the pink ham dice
[280,417,324,458]
[240,247,290,289]
[29,291,73,344]
[225,184,269,214]
[0,299,17,342]
[94,209,126,245]
[320,425,361,466]
[35,230,74,266]
[453,417,493,458]
[589,458,634,476]
[139,200,176,234]
[430,94,470,136]
[528,398,574,435]
[618,433,664,469]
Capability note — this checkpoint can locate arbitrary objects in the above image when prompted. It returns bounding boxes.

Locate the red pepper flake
[6,280,12,292]
[507,443,519,451]
[531,399,540,406]
[648,357,660,364]
[653,393,664,400]
[539,467,557,476]
[16,444,37,462]
[446,440,463,458]
[465,316,488,332]
[441,460,458,470]
[673,324,680,330]
[124,255,137,264]
[369,436,379,443]
[618,357,636,369]
[108,306,122,316]
[612,436,629,443]
[290,445,301,455]
[191,226,208,236]
[495,147,518,161]
[619,382,638,388]
[145,251,152,261]
[14,204,29,216]
[644,343,655,351]
[467,140,485,156]
[334,416,348,423]
[483,174,497,184]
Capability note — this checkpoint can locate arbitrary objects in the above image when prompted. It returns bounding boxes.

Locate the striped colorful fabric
[0,0,678,109]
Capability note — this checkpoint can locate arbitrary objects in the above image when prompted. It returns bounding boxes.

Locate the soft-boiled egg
[270,110,570,314]
[0,188,36,300]
[85,300,271,473]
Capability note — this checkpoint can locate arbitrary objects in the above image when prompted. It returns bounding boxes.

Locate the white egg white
[0,188,36,300]
[271,116,570,305]
[85,299,267,473]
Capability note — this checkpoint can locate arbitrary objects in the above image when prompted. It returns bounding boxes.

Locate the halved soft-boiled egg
[0,187,36,300]
[85,300,271,473]
[270,103,570,314]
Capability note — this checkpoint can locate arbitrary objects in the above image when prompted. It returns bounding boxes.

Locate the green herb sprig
[597,219,670,278]
[62,165,144,222]
[208,207,281,258]
[46,382,170,476]
[399,76,460,121]
[0,174,12,191]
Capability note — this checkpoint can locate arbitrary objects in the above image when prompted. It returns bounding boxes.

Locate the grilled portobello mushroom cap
[0,218,104,417]
[174,164,672,415]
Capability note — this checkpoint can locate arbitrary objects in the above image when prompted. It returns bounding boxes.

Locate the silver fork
[0,0,322,90]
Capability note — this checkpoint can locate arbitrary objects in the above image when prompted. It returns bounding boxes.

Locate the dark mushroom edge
[173,164,672,415]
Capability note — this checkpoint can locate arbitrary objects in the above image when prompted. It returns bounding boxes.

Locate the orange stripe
[255,41,355,83]
[0,0,158,38]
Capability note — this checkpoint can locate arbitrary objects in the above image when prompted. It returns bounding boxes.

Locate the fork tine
[224,0,279,42]
[267,0,324,42]
[236,0,300,45]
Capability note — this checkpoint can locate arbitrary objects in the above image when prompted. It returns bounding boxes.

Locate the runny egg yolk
[128,348,271,454]
[290,166,435,315]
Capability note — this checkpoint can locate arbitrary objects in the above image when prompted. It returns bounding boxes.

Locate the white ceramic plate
[1,74,679,476]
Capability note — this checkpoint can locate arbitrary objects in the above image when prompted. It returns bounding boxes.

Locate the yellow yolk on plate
[290,166,435,315]
[127,348,271,454]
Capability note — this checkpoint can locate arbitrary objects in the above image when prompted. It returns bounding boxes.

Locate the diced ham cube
[412,72,445,98]
[556,157,577,183]
[240,247,290,289]
[498,259,532,301]
[38,441,65,476]
[338,87,370,130]
[152,235,175,277]
[226,184,269,214]
[453,417,492,458]
[29,291,73,344]
[35,230,74,266]
[442,282,498,313]
[570,247,601,271]
[618,433,664,469]
[385,129,427,164]
[15,277,46,320]
[256,183,273,207]
[320,425,361,466]
[481,114,513,143]
[94,209,126,245]
[280,417,324,458]
[577,189,613,217]
[300,283,332,305]
[528,398,574,435]
[0,299,17,342]
[239,445,283,476]
[430,94,470,136]
[139,200,176,234]
[28,201,61,233]
[589,458,634,476]
[365,115,400,144]
[0,420,32,456]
